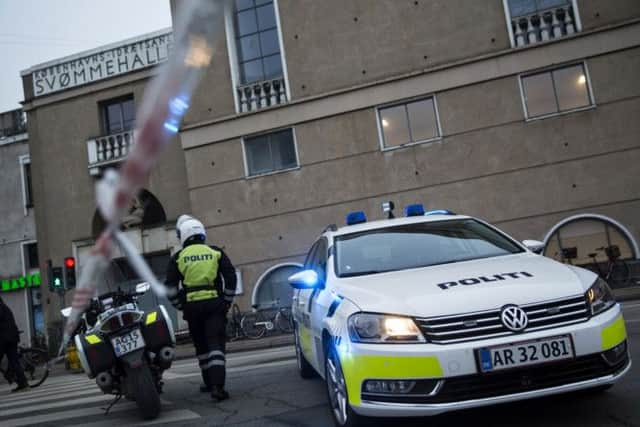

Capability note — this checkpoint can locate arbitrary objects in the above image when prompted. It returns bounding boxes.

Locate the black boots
[211,385,230,401]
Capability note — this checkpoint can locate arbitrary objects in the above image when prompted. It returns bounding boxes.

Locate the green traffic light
[54,278,62,287]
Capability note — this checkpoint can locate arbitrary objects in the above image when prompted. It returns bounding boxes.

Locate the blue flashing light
[163,122,179,134]
[405,204,425,217]
[300,270,319,287]
[424,209,456,216]
[346,211,367,225]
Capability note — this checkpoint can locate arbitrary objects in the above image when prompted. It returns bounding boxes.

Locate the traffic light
[64,257,76,288]
[51,267,64,291]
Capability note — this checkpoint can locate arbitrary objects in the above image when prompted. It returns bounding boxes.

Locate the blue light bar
[405,204,425,217]
[346,211,367,225]
[425,209,456,216]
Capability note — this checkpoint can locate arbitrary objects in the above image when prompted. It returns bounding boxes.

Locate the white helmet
[176,214,206,246]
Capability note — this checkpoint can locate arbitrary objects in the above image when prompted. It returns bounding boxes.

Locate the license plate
[477,335,574,372]
[111,329,145,357]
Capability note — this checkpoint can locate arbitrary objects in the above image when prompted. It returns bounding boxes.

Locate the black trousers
[184,299,227,387]
[0,340,27,387]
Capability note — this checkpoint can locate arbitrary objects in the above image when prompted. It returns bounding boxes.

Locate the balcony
[237,76,288,113]
[511,3,578,47]
[86,129,135,176]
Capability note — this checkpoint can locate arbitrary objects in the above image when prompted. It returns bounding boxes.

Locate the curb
[173,334,294,361]
[614,287,640,302]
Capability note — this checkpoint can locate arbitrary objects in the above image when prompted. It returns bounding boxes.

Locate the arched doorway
[92,189,167,237]
[251,263,303,309]
[543,214,638,288]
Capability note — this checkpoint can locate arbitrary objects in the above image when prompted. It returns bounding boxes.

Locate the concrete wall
[183,46,640,310]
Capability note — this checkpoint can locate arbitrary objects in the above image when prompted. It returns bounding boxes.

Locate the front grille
[362,352,628,404]
[416,295,589,344]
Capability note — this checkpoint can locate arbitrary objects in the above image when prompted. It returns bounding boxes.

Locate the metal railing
[86,129,135,176]
[511,4,578,47]
[237,76,288,113]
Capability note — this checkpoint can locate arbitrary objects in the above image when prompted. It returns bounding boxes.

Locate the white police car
[288,204,630,427]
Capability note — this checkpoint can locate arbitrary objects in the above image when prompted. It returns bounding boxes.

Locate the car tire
[325,345,368,427]
[295,326,316,379]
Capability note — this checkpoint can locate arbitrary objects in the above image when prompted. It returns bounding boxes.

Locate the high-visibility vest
[177,244,222,302]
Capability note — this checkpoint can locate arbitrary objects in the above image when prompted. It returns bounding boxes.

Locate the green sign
[1,273,41,292]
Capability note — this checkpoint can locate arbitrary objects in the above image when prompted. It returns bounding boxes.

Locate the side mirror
[135,282,151,294]
[61,307,72,317]
[522,239,545,254]
[288,270,322,290]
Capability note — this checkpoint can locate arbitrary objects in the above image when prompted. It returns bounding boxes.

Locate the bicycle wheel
[21,348,50,388]
[240,312,267,340]
[609,260,631,288]
[275,308,294,333]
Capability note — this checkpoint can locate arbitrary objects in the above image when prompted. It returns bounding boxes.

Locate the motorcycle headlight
[585,277,616,316]
[348,313,425,343]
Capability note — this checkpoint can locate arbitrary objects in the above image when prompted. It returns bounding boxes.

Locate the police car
[288,204,630,427]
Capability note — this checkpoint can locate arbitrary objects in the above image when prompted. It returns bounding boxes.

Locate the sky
[0,0,172,112]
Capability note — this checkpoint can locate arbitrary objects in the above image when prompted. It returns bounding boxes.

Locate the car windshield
[334,219,524,277]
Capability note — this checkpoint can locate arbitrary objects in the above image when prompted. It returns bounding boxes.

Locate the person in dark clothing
[0,296,29,392]
[165,215,237,401]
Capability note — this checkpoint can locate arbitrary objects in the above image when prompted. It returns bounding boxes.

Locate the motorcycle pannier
[74,332,115,378]
[141,305,175,352]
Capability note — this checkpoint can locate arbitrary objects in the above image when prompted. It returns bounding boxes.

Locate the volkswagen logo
[501,305,528,332]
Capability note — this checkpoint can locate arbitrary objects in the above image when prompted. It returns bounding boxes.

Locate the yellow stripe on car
[85,334,102,344]
[340,353,443,406]
[299,325,313,360]
[146,311,157,325]
[601,315,627,350]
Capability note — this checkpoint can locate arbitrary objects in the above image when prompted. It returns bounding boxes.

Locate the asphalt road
[1,302,638,427]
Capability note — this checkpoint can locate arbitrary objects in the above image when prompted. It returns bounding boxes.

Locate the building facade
[20,29,194,339]
[0,108,41,346]
[175,0,640,307]
[20,0,640,339]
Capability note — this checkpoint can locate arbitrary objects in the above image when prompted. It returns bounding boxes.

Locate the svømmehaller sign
[30,31,173,97]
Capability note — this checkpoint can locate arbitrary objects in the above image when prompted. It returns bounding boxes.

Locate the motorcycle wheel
[126,362,161,420]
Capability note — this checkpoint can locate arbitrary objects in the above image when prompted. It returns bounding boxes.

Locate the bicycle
[240,299,294,340]
[225,303,244,342]
[1,338,50,389]
[587,245,631,288]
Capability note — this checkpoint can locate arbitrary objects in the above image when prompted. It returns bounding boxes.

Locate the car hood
[334,253,596,318]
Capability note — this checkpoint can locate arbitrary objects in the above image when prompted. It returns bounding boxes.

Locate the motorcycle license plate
[111,329,145,357]
[477,335,574,372]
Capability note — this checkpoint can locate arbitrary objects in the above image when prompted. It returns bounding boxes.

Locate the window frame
[22,241,39,271]
[100,95,135,136]
[375,95,443,152]
[19,154,33,214]
[502,0,583,48]
[225,0,291,113]
[519,61,596,121]
[241,127,300,178]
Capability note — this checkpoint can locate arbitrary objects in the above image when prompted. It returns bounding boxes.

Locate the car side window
[304,242,319,270]
[311,238,328,283]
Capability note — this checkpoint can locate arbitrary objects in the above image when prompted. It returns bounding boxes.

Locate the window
[234,0,283,84]
[23,161,33,208]
[24,243,39,270]
[101,96,135,135]
[243,128,298,177]
[521,63,593,119]
[378,97,441,150]
[505,0,580,47]
[334,220,524,278]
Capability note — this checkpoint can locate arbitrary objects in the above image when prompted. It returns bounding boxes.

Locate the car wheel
[325,345,367,427]
[295,326,316,379]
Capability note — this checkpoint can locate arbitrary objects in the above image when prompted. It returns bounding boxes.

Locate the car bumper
[341,305,630,417]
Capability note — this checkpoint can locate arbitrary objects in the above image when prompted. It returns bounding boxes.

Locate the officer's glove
[168,288,185,311]
[223,300,232,314]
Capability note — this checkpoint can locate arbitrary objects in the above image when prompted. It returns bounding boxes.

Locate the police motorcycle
[62,283,175,420]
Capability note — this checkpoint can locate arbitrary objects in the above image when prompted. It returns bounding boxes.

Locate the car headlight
[348,313,425,343]
[585,277,615,316]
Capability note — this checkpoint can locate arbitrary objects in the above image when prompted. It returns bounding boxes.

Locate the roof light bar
[424,209,456,216]
[346,211,367,225]
[405,204,425,217]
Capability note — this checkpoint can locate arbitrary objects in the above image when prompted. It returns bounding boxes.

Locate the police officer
[0,296,28,392]
[165,215,237,401]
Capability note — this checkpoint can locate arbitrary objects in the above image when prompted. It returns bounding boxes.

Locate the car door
[294,240,320,363]
[306,238,331,368]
